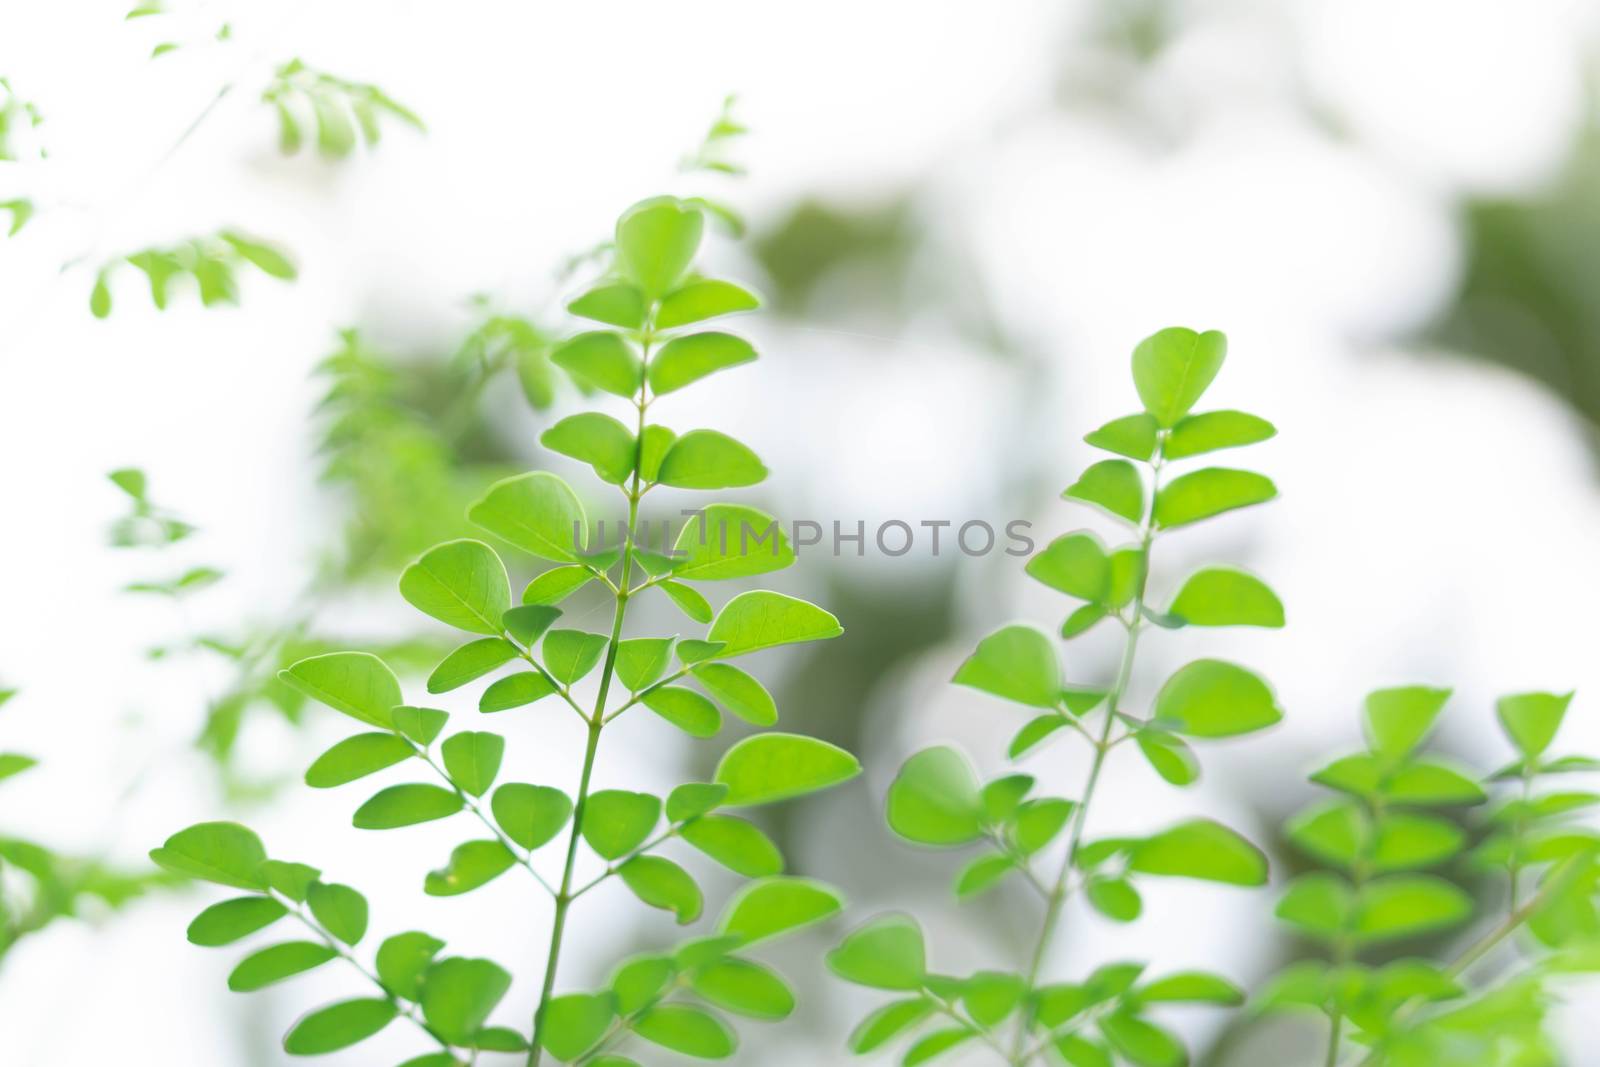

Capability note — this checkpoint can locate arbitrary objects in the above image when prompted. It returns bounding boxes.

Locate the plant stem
[527,326,654,1066]
[1010,451,1165,1064]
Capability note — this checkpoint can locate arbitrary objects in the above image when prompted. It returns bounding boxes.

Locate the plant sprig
[831,328,1286,1065]
[155,195,863,1066]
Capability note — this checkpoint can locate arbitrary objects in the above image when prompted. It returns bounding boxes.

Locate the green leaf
[468,471,587,563]
[220,231,297,280]
[673,505,795,581]
[1087,877,1143,922]
[666,782,729,822]
[1274,873,1353,940]
[638,424,676,481]
[523,566,595,606]
[826,914,925,990]
[964,971,1026,1026]
[1128,818,1268,885]
[613,638,675,692]
[952,624,1061,708]
[1062,603,1109,639]
[886,746,984,847]
[1055,1034,1115,1067]
[1165,409,1276,459]
[1099,1010,1186,1067]
[691,957,793,1019]
[661,579,714,622]
[541,412,637,485]
[1135,731,1200,786]
[1498,691,1575,760]
[1167,567,1283,627]
[229,941,338,991]
[187,896,287,946]
[1371,813,1465,872]
[1354,875,1473,945]
[542,629,609,684]
[392,706,449,746]
[658,279,760,330]
[568,281,645,329]
[582,790,661,859]
[717,877,845,946]
[1134,971,1243,1006]
[428,638,517,694]
[352,784,463,829]
[376,931,444,1000]
[1387,759,1487,805]
[149,822,267,890]
[1026,532,1110,601]
[425,840,515,896]
[283,998,397,1054]
[1154,659,1282,738]
[1364,686,1452,761]
[680,815,783,877]
[305,733,414,788]
[90,271,112,317]
[1286,802,1365,869]
[848,999,936,1054]
[691,663,777,726]
[1010,714,1070,758]
[491,783,571,850]
[1084,413,1158,461]
[619,855,703,923]
[0,753,35,783]
[441,731,504,796]
[550,330,642,398]
[642,686,721,737]
[261,861,320,902]
[632,1004,736,1059]
[1064,460,1145,525]
[705,591,841,658]
[540,992,616,1061]
[649,332,757,395]
[1012,798,1075,854]
[955,853,1015,900]
[1132,326,1226,428]
[611,954,675,1014]
[420,957,513,1046]
[399,539,511,635]
[904,1028,977,1065]
[503,605,562,647]
[616,196,703,300]
[307,881,368,945]
[479,672,557,713]
[279,652,401,730]
[714,732,861,807]
[656,429,767,489]
[1153,467,1276,529]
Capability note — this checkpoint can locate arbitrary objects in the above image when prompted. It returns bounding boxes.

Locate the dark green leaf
[305,733,413,788]
[491,783,572,850]
[282,998,396,1054]
[714,732,860,807]
[229,941,338,992]
[352,784,463,829]
[441,731,504,796]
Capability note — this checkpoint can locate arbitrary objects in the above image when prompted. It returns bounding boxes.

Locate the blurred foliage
[1432,128,1600,442]
[263,58,423,159]
[89,230,296,318]
[0,689,180,970]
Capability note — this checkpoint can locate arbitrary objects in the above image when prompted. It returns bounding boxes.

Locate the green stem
[1011,451,1165,1064]
[527,323,654,1066]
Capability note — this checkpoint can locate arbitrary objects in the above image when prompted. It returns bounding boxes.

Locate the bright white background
[4,1,1600,1063]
